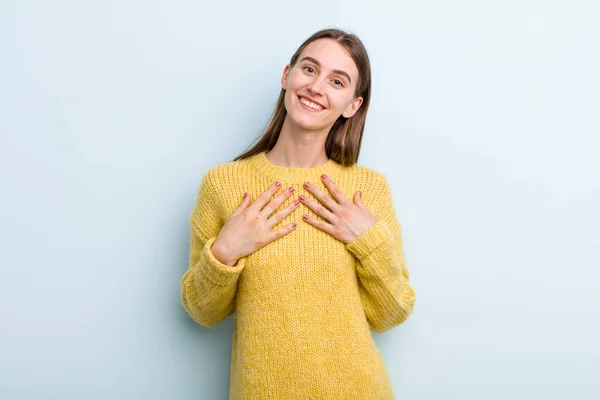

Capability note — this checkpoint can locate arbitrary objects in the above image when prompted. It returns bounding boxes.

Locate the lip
[298,95,326,110]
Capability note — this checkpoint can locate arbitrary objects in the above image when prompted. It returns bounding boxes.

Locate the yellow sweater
[181,150,416,399]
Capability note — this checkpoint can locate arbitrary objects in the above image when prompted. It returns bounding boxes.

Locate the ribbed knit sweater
[181,150,416,399]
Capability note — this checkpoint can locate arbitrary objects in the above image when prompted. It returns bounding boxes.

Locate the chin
[288,112,328,131]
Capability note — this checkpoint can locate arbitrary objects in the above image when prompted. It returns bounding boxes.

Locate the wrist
[211,239,239,267]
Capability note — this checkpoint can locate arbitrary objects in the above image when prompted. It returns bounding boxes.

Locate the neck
[268,116,331,168]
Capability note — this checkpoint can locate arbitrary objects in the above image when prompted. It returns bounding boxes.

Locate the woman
[181,27,416,399]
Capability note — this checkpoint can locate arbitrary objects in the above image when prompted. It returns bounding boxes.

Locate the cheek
[284,90,301,115]
[283,91,293,113]
[289,75,311,92]
[287,68,303,83]
[331,94,352,113]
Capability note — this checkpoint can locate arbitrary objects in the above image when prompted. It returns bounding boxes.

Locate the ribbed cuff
[196,237,246,286]
[346,219,393,260]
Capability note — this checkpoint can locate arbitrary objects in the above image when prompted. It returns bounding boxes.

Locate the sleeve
[180,170,246,328]
[346,174,416,333]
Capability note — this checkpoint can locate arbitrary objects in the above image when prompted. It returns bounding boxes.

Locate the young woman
[181,28,416,399]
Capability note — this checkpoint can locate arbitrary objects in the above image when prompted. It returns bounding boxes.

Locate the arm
[346,175,416,333]
[180,170,246,328]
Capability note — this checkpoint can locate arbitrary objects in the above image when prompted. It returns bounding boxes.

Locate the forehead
[298,39,359,81]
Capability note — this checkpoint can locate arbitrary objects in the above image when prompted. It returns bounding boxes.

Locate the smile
[299,96,325,111]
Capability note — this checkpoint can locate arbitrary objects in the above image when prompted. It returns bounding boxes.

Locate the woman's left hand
[299,174,377,244]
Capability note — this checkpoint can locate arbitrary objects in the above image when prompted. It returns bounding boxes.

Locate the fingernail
[292,222,297,227]
[288,186,294,193]
[303,214,309,220]
[293,199,300,206]
[299,195,306,201]
[304,182,310,189]
[275,181,281,187]
[321,174,327,180]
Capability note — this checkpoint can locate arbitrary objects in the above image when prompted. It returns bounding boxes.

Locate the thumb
[354,191,364,207]
[235,192,250,211]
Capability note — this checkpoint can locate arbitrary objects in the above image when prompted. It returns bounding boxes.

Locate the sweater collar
[248,151,343,184]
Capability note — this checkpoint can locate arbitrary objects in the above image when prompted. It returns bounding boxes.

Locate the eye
[333,79,344,87]
[303,66,315,74]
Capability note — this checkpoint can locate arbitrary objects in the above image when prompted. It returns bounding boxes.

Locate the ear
[342,96,364,118]
[281,65,291,90]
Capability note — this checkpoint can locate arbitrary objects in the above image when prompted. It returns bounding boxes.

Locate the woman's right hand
[211,182,300,267]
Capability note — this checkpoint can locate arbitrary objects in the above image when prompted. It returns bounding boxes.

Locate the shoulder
[200,157,250,189]
[193,159,248,221]
[340,163,395,219]
[204,159,242,178]
[342,163,390,193]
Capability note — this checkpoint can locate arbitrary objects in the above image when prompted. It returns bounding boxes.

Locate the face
[281,38,363,132]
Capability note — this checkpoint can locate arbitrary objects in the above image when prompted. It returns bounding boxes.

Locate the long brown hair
[233,28,372,167]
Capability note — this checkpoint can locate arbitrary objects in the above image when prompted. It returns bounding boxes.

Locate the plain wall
[1,1,599,399]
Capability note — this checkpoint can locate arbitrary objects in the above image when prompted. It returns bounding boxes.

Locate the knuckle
[259,193,269,203]
[262,205,272,215]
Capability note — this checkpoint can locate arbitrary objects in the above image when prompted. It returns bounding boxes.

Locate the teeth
[300,97,324,110]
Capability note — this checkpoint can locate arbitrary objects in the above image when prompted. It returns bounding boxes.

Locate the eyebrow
[299,56,352,84]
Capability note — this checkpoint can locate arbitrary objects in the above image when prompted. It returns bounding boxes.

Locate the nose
[307,76,326,96]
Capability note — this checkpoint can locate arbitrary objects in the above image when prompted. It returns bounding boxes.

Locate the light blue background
[1,1,599,399]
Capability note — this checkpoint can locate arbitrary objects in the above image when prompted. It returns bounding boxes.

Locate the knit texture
[181,151,416,399]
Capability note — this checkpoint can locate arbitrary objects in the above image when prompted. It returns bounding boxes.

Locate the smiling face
[281,38,364,133]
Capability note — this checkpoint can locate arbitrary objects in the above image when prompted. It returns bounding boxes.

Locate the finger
[320,174,350,206]
[267,221,297,244]
[249,181,282,212]
[353,191,365,208]
[299,193,336,222]
[259,185,295,220]
[355,191,372,214]
[303,181,340,214]
[302,213,335,235]
[266,197,301,229]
